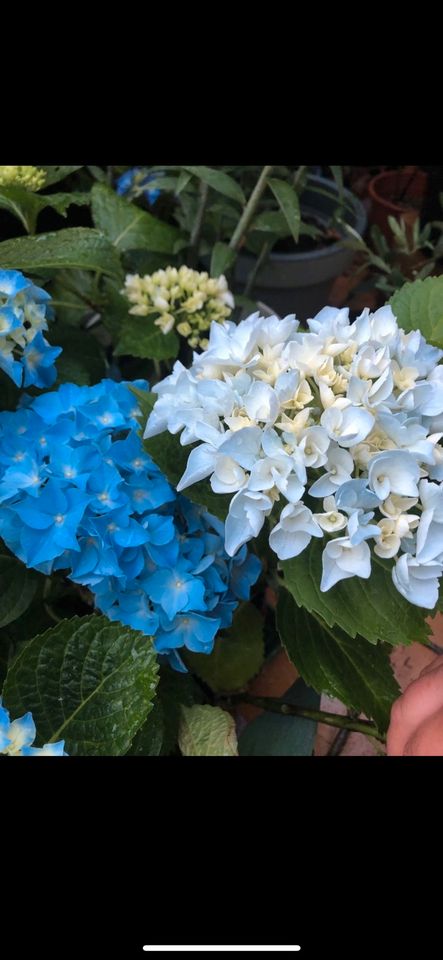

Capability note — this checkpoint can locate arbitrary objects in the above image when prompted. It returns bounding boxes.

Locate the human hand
[387,655,443,756]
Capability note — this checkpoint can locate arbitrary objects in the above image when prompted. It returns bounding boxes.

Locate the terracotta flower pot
[368,168,428,243]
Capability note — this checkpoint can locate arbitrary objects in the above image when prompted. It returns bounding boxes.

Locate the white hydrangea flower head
[122,266,234,348]
[145,303,443,608]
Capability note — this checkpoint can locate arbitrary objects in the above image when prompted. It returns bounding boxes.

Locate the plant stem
[188,181,209,268]
[243,240,271,297]
[229,165,274,252]
[232,693,385,742]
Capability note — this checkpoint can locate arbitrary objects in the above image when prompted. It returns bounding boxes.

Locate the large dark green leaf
[133,387,230,521]
[41,166,84,186]
[184,602,264,693]
[282,539,431,646]
[267,178,301,243]
[114,315,179,360]
[0,555,40,629]
[91,183,179,253]
[2,615,159,756]
[179,704,238,756]
[390,275,443,348]
[276,587,400,733]
[0,228,123,279]
[182,167,245,205]
[238,678,320,756]
[127,699,164,756]
[0,186,90,234]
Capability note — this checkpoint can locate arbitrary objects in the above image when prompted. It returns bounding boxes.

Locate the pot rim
[368,168,428,214]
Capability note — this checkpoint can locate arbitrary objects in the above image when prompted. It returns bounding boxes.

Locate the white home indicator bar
[143,948,301,953]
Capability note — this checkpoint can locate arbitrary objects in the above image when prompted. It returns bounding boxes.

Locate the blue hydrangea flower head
[0,379,261,669]
[0,270,61,387]
[116,168,163,205]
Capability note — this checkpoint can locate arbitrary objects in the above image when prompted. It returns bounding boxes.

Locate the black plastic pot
[233,175,367,321]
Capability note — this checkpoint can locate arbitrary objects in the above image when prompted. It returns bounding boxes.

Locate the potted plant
[116,165,367,322]
[231,171,367,320]
[368,165,428,243]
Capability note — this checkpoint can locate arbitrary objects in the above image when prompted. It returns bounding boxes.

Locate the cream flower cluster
[123,266,234,348]
[144,306,443,609]
[0,165,46,191]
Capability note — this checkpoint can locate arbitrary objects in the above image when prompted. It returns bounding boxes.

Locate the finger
[386,666,443,756]
[403,704,443,756]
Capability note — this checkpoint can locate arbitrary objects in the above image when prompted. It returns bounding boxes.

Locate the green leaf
[100,278,131,339]
[238,678,320,756]
[134,388,230,521]
[281,539,431,647]
[251,210,291,235]
[179,704,238,756]
[0,555,40,629]
[114,315,179,360]
[0,186,90,234]
[330,166,344,204]
[276,587,400,733]
[49,269,103,327]
[267,178,301,243]
[127,699,164,756]
[210,241,236,278]
[41,166,84,186]
[46,324,106,385]
[86,165,109,183]
[390,275,443,348]
[0,228,123,280]
[2,615,159,756]
[91,183,179,253]
[184,602,264,693]
[175,170,193,196]
[182,167,245,205]
[156,666,205,755]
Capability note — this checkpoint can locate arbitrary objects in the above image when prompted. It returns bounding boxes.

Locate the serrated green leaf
[179,704,238,756]
[210,241,236,278]
[282,539,431,646]
[0,186,90,234]
[91,183,179,253]
[390,275,443,348]
[184,602,264,693]
[238,678,320,756]
[276,587,400,733]
[2,615,159,756]
[0,228,122,280]
[182,167,245,205]
[0,555,40,628]
[267,178,301,243]
[40,166,84,186]
[127,699,164,756]
[114,315,179,360]
[134,388,230,521]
